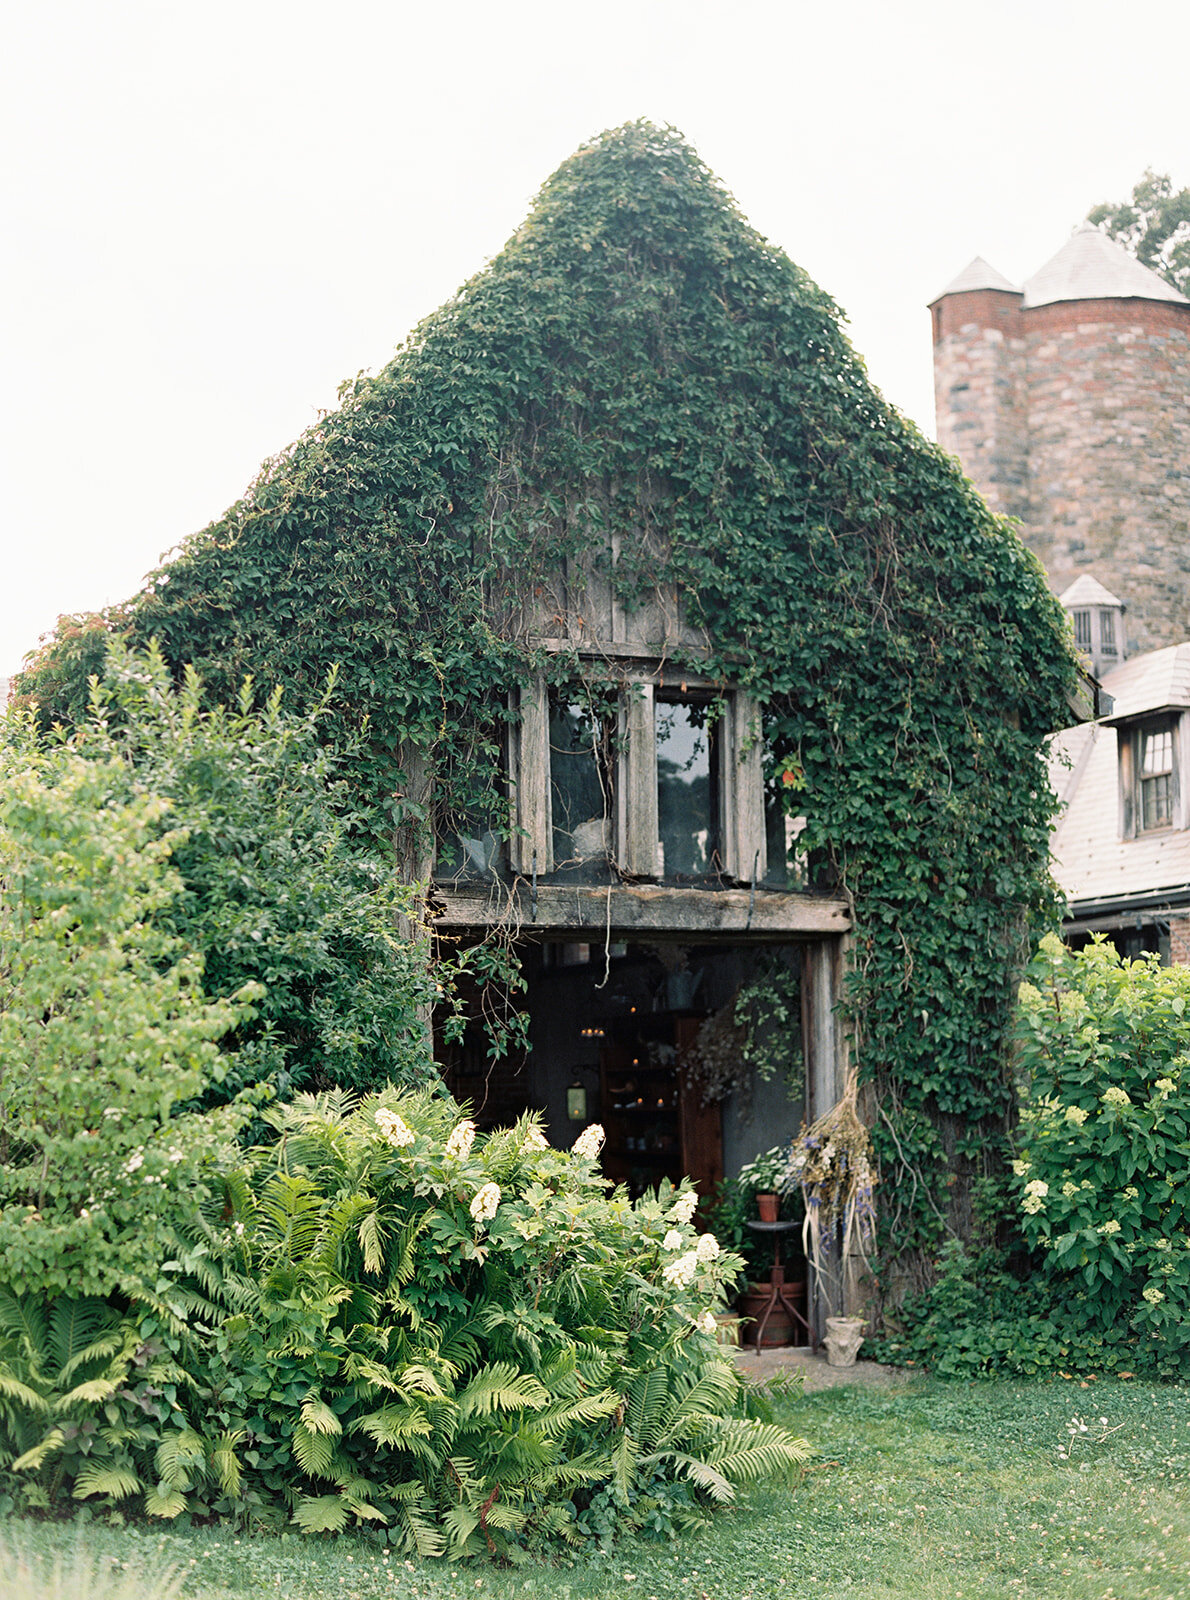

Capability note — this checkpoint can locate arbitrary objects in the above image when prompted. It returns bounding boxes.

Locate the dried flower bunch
[785,1070,876,1317]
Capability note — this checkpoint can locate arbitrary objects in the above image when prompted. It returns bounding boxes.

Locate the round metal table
[744,1218,815,1352]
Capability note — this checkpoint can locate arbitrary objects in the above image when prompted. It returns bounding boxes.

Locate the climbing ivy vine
[18,122,1077,1295]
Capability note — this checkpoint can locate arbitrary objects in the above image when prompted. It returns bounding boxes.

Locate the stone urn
[823,1315,866,1368]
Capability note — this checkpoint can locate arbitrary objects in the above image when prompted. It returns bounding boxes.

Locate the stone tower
[931,224,1190,654]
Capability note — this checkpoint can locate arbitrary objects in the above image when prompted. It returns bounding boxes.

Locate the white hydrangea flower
[1154,1078,1176,1097]
[662,1252,698,1289]
[470,1182,501,1223]
[1011,1159,1031,1177]
[123,1151,144,1175]
[374,1108,415,1148]
[1097,1219,1121,1236]
[445,1119,477,1161]
[696,1310,718,1336]
[1101,1086,1131,1107]
[696,1233,720,1263]
[1024,1180,1049,1199]
[1142,1285,1165,1305]
[662,1230,684,1251]
[1064,1105,1089,1126]
[1122,1185,1139,1200]
[669,1192,698,1226]
[571,1124,605,1161]
[1062,1182,1079,1199]
[522,1126,549,1152]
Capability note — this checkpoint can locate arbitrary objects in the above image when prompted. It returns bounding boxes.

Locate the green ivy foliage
[17,122,1077,1284]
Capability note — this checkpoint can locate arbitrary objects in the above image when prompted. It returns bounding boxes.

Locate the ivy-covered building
[22,123,1077,1305]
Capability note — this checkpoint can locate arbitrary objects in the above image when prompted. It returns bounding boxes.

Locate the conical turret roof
[1059,575,1125,610]
[930,256,1020,303]
[1023,222,1189,309]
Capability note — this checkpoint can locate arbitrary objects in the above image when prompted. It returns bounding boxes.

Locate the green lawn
[4,1378,1188,1600]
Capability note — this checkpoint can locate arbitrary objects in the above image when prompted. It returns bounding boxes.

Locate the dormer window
[1139,722,1174,831]
[1118,714,1185,839]
[1059,576,1126,680]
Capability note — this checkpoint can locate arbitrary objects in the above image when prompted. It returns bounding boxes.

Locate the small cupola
[1060,575,1126,679]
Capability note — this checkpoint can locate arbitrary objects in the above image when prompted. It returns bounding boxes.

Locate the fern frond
[666,1451,735,1504]
[73,1463,141,1501]
[455,1363,547,1419]
[612,1427,636,1504]
[10,1427,64,1473]
[291,1421,335,1477]
[357,1207,386,1276]
[0,1373,51,1414]
[48,1298,120,1375]
[143,1480,188,1519]
[54,1376,119,1409]
[300,1393,342,1435]
[292,1493,349,1533]
[155,1428,206,1488]
[350,1404,433,1448]
[626,1366,670,1448]
[0,1289,48,1357]
[213,1430,244,1498]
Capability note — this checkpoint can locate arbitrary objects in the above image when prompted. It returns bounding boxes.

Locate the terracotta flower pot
[756,1192,780,1222]
[738,1280,808,1348]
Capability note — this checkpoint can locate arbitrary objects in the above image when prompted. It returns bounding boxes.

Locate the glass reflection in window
[550,694,613,870]
[656,697,719,877]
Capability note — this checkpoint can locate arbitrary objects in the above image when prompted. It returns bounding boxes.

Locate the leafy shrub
[0,719,258,1301]
[873,936,1190,1379]
[1012,935,1190,1375]
[86,643,441,1102]
[1,1092,810,1554]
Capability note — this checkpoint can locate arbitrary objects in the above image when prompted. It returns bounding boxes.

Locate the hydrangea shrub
[1013,935,1190,1370]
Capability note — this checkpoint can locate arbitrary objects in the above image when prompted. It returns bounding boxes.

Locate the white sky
[3,0,1188,676]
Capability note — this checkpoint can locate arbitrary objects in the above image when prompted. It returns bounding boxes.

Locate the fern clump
[1,1091,809,1556]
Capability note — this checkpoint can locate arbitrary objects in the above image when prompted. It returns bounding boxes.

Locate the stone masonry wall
[932,290,1029,522]
[1022,301,1190,654]
[934,294,1190,652]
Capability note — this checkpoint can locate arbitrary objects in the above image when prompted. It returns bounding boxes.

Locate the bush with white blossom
[1013,935,1190,1372]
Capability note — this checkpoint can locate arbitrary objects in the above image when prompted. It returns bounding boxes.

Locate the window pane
[656,699,719,877]
[1099,610,1117,654]
[550,697,612,868]
[1141,729,1172,776]
[1142,773,1172,830]
[1073,610,1092,649]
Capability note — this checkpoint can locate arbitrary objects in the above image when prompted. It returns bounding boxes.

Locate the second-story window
[549,692,614,871]
[1073,610,1093,651]
[1140,723,1174,831]
[655,695,720,877]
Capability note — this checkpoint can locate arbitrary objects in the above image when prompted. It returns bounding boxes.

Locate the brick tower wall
[934,292,1190,653]
[932,289,1029,522]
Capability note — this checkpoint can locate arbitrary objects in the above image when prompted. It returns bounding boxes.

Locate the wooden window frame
[514,675,768,885]
[1119,713,1187,839]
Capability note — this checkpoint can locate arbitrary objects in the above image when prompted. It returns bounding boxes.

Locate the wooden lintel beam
[431,882,850,939]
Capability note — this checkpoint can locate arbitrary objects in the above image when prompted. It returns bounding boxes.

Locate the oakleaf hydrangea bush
[1,1091,808,1553]
[1011,935,1189,1372]
[873,936,1190,1377]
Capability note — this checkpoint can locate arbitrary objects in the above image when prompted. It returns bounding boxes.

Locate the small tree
[81,643,441,1102]
[1087,169,1190,296]
[0,718,257,1299]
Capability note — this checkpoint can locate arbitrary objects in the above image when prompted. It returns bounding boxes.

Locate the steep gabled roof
[1100,643,1190,724]
[1023,222,1190,309]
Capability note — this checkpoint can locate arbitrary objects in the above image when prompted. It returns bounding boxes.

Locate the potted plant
[737,1147,791,1221]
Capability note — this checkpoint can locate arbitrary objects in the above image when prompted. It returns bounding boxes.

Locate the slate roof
[931,256,1020,302]
[1023,223,1189,309]
[1059,574,1125,610]
[1050,644,1190,910]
